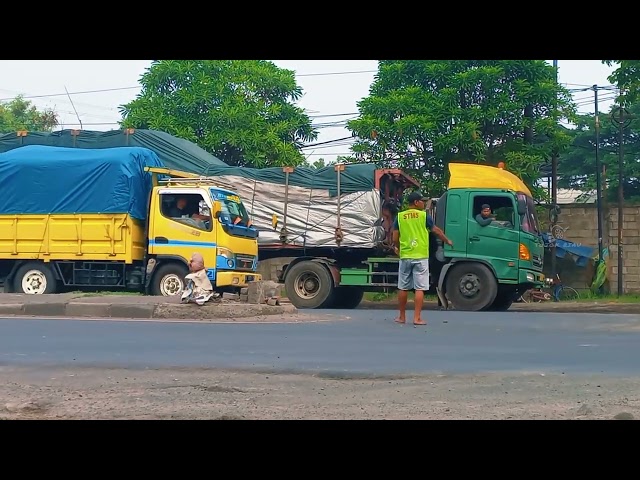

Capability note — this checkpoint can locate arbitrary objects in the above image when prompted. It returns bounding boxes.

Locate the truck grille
[236,255,256,271]
[532,254,543,268]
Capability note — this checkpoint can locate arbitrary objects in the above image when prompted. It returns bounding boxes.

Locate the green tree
[557,101,640,202]
[309,158,329,169]
[346,60,577,200]
[0,95,58,133]
[604,60,640,105]
[119,60,318,168]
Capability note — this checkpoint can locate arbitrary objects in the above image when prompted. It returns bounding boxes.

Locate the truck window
[160,193,212,231]
[472,194,515,229]
[210,188,251,226]
[517,193,540,235]
[220,197,250,225]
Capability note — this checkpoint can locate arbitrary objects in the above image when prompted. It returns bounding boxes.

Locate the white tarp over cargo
[209,174,386,249]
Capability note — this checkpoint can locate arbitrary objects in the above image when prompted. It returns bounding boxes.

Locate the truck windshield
[518,193,540,235]
[210,188,251,226]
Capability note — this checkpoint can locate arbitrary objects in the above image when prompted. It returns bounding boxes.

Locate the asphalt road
[1,310,640,376]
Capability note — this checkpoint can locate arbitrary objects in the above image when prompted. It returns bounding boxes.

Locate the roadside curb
[358,300,640,315]
[0,301,298,321]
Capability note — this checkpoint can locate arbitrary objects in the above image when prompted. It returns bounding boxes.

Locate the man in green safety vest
[392,191,453,326]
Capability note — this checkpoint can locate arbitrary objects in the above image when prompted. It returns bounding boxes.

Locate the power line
[0,86,140,102]
[309,112,358,118]
[296,70,377,77]
[0,69,378,102]
[301,136,354,148]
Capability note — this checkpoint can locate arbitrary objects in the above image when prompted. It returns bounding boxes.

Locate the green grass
[572,291,640,303]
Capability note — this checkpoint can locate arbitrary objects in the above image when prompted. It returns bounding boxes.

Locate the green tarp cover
[0,129,227,174]
[205,163,378,196]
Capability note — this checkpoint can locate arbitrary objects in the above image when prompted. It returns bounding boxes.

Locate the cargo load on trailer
[202,163,418,250]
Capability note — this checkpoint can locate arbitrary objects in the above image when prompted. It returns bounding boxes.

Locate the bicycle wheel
[558,286,580,301]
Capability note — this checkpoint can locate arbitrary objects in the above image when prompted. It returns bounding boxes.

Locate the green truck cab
[429,162,546,311]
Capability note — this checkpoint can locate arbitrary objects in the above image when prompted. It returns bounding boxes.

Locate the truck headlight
[526,273,535,282]
[217,247,234,259]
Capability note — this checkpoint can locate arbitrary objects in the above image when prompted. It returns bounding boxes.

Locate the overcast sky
[0,60,617,164]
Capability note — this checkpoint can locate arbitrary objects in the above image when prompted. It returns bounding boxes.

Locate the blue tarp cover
[0,145,164,220]
[541,233,596,267]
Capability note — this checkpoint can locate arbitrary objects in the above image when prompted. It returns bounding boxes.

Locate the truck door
[149,188,217,279]
[466,192,519,281]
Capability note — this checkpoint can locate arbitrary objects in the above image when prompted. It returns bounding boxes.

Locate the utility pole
[593,85,605,284]
[550,60,558,279]
[611,104,634,296]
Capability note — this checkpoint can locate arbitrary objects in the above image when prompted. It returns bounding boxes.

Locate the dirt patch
[0,366,638,420]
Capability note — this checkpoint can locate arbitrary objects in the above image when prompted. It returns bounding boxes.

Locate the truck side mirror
[517,198,527,216]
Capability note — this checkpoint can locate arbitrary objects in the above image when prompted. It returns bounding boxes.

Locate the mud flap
[436,287,450,311]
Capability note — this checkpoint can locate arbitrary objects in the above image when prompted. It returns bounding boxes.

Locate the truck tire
[486,288,517,311]
[151,262,189,296]
[331,286,364,309]
[13,262,58,295]
[445,262,498,311]
[284,261,335,309]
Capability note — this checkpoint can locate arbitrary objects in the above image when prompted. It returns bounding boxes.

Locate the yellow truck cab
[146,168,261,295]
[0,146,261,296]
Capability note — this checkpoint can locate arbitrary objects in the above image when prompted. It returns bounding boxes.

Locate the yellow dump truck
[0,145,261,295]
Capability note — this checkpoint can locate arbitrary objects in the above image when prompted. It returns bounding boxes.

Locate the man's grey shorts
[398,258,430,291]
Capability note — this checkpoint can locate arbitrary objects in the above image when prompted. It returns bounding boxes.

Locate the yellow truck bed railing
[145,166,237,191]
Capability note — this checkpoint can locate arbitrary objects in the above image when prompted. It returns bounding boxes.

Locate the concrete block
[240,287,248,295]
[0,304,25,315]
[222,292,239,301]
[247,280,280,304]
[239,294,248,302]
[66,302,111,318]
[624,274,640,283]
[23,302,67,317]
[111,304,156,319]
[566,207,586,216]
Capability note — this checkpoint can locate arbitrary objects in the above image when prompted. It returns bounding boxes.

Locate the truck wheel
[152,263,189,296]
[13,262,58,295]
[445,263,498,311]
[284,261,335,309]
[331,286,364,309]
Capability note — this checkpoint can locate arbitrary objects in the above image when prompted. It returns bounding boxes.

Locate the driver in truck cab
[168,196,210,222]
[475,203,495,227]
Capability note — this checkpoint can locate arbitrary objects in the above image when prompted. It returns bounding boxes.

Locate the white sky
[0,60,617,165]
